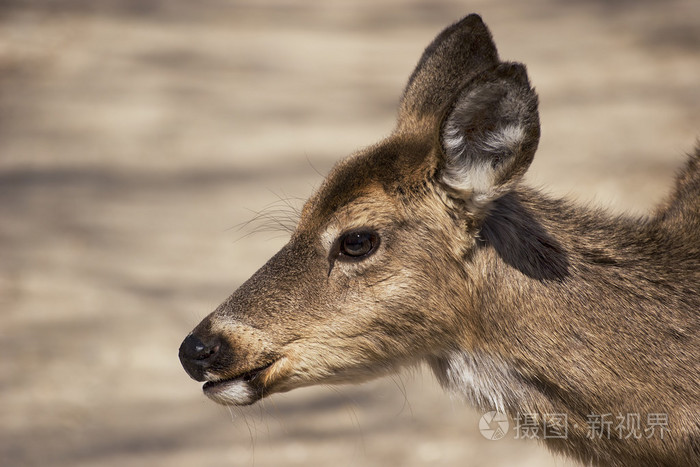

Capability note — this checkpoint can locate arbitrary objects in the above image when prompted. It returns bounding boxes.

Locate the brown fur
[180,14,699,466]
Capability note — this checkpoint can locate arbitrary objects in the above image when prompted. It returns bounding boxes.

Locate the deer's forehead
[299,171,396,236]
[300,136,436,230]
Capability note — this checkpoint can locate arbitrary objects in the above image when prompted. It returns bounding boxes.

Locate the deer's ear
[399,14,499,126]
[439,62,540,210]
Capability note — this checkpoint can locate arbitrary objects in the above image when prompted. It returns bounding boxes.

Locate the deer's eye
[339,230,379,259]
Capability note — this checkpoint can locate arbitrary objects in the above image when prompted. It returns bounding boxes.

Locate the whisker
[228,196,303,242]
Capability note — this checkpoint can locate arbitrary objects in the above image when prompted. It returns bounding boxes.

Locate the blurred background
[1,1,698,466]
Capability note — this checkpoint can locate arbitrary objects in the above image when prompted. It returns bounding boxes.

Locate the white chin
[203,378,257,406]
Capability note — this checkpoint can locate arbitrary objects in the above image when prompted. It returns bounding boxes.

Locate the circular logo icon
[479,411,509,440]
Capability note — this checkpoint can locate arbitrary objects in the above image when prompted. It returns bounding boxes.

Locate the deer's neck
[430,189,697,466]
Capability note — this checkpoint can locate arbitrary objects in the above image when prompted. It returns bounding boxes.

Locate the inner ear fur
[439,62,540,210]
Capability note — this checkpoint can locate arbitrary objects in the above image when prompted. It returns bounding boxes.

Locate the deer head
[179,14,539,406]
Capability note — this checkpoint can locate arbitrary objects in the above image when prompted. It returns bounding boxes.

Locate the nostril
[194,342,220,361]
[179,333,221,381]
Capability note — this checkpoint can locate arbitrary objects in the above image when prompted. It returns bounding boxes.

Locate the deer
[179,14,699,467]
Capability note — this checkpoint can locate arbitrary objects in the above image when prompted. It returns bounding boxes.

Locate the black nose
[178,333,221,381]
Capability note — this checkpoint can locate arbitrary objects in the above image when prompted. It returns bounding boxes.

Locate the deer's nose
[178,333,221,381]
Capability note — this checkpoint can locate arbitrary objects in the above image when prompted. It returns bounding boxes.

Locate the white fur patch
[203,378,255,405]
[430,351,522,414]
[441,123,525,204]
[441,162,496,200]
[478,124,525,154]
[442,124,466,159]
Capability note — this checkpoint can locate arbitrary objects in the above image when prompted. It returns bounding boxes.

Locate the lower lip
[203,378,239,392]
[203,362,275,391]
[201,375,257,406]
[201,378,249,404]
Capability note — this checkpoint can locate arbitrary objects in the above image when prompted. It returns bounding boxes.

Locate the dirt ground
[1,1,698,466]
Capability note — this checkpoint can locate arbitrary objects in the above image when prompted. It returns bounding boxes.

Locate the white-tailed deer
[179,14,699,466]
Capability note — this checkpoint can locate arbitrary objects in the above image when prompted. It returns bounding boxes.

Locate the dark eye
[339,230,379,259]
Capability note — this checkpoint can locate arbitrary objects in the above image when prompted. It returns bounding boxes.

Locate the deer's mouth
[202,361,274,389]
[202,361,277,405]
